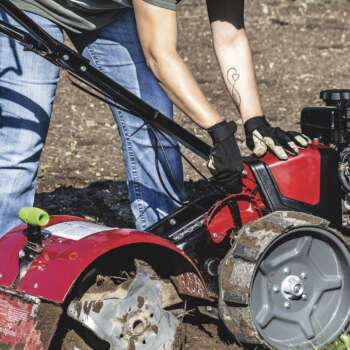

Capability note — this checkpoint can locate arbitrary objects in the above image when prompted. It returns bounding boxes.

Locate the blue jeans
[0,9,185,235]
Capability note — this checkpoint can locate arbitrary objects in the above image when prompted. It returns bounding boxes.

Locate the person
[0,0,309,236]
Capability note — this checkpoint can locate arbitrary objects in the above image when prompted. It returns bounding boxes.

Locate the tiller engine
[0,2,350,350]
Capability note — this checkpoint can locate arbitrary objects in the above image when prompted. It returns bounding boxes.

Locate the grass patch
[326,334,350,350]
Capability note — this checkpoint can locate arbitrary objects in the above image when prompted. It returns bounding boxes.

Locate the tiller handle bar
[0,0,211,160]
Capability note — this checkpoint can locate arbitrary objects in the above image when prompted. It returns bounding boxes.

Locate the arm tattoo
[226,67,241,109]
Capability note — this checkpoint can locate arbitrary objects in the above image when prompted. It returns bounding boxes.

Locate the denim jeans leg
[0,12,63,236]
[70,9,185,230]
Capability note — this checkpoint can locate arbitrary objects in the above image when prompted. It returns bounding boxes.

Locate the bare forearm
[148,51,222,129]
[132,0,223,129]
[215,30,263,122]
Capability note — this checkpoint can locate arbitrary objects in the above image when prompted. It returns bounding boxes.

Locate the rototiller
[1,1,350,349]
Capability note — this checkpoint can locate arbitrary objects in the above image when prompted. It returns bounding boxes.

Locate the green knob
[18,207,50,227]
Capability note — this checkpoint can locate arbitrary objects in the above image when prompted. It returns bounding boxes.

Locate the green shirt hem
[143,0,176,11]
[9,0,177,33]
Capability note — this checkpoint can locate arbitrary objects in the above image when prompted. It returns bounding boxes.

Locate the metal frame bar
[0,0,211,160]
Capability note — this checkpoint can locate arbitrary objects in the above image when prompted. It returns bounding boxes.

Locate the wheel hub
[124,309,151,337]
[280,274,304,300]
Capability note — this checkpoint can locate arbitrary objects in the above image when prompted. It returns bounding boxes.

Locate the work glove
[244,116,311,160]
[207,120,244,194]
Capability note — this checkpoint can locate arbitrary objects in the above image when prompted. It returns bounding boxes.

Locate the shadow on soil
[35,180,212,228]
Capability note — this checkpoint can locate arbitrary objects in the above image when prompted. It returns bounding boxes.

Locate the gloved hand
[244,116,311,160]
[207,120,243,194]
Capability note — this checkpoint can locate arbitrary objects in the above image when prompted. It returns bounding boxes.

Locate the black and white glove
[244,116,311,160]
[207,120,243,194]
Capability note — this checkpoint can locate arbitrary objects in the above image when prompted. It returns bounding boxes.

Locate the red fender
[0,216,209,303]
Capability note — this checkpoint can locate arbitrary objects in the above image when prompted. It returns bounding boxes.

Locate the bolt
[80,65,87,72]
[293,284,302,294]
[169,218,176,226]
[283,267,290,274]
[34,283,38,289]
[206,306,213,311]
[302,294,308,301]
[284,301,291,309]
[273,286,280,293]
[62,54,70,61]
[212,233,218,239]
[300,272,307,280]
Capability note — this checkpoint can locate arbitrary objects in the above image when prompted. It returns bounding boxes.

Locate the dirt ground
[34,0,350,348]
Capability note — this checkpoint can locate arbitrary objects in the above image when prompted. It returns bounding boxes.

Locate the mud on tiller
[1,1,350,349]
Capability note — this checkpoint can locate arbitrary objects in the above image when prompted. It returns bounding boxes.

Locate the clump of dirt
[60,330,93,350]
[36,303,62,349]
[34,0,350,348]
[178,319,240,350]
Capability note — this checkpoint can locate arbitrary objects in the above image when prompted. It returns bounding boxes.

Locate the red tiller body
[256,141,341,227]
[0,142,341,350]
[0,142,339,307]
[260,143,322,205]
[206,142,341,244]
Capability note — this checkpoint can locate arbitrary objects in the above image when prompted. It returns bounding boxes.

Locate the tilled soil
[34,0,350,348]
